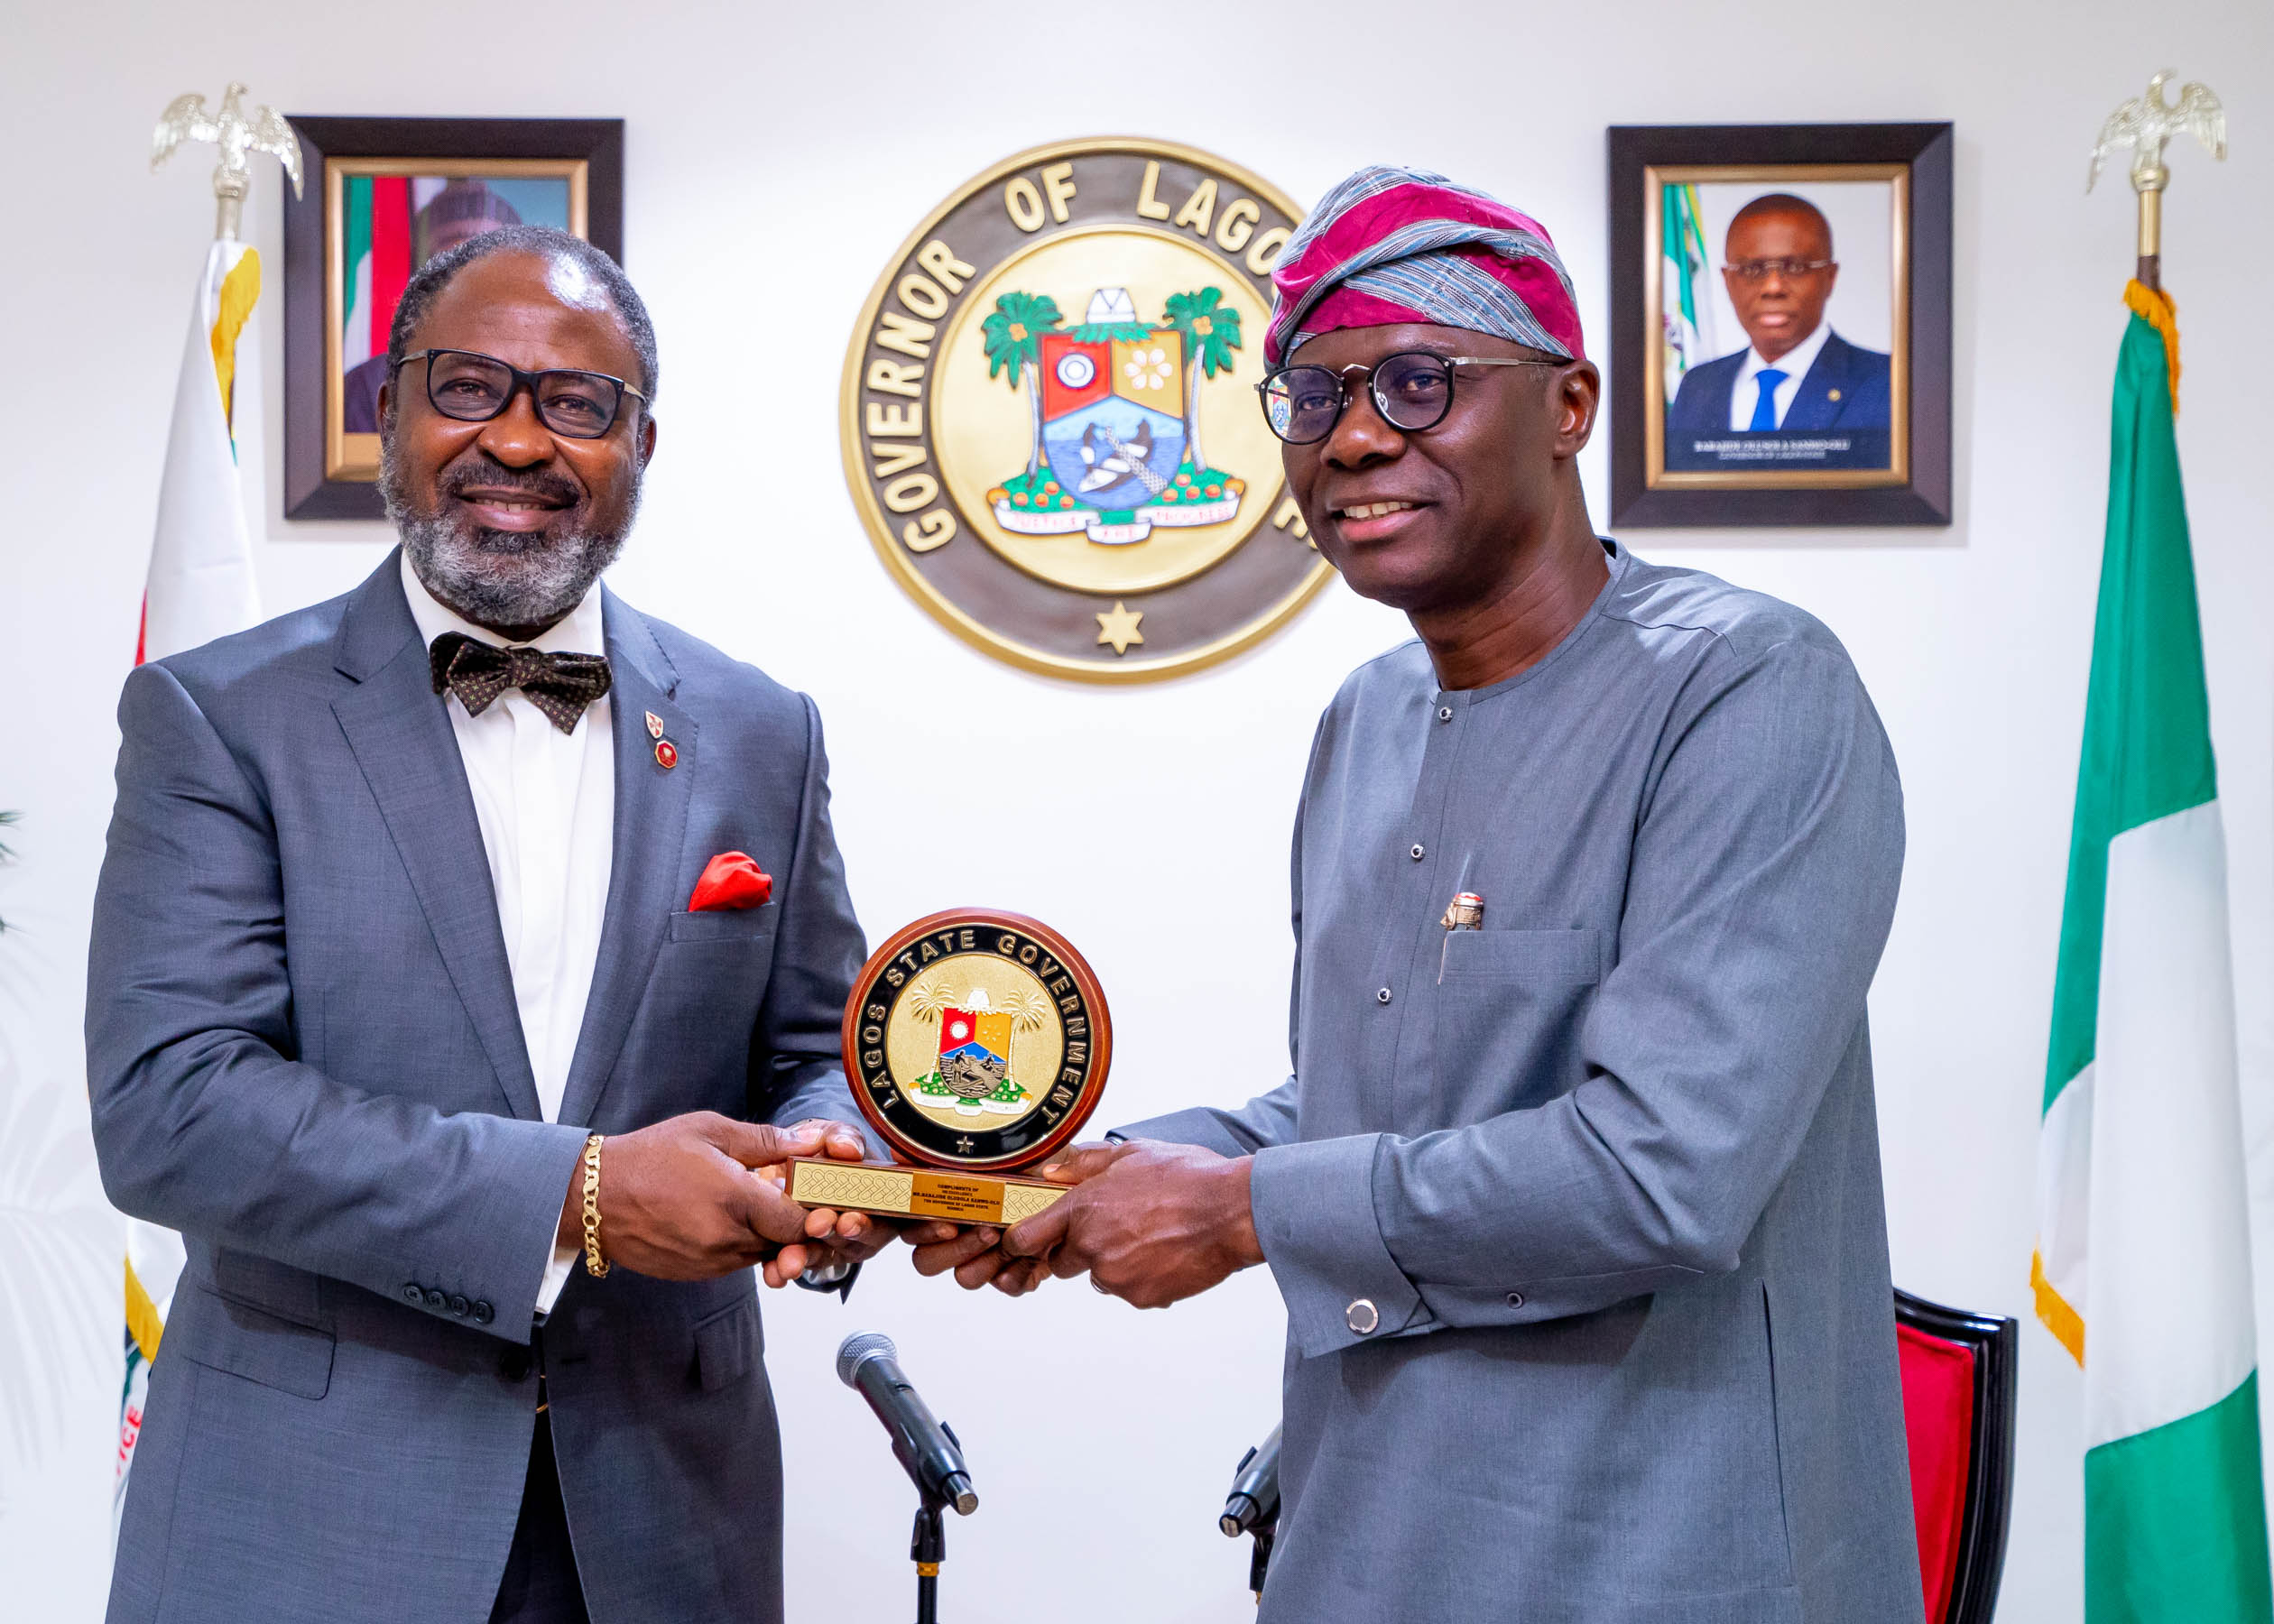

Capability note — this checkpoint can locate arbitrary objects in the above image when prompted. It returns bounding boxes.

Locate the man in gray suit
[919,168,1921,1621]
[90,226,885,1623]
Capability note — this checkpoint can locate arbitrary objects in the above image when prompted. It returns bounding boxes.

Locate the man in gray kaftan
[918,166,1922,1624]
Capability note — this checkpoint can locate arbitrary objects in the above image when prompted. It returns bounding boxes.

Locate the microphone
[1219,1424,1281,1536]
[837,1332,978,1516]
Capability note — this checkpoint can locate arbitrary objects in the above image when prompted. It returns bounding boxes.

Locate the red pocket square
[689,852,772,911]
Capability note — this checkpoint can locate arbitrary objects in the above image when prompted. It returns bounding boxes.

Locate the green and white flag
[2033,281,2272,1622]
[1659,181,1715,401]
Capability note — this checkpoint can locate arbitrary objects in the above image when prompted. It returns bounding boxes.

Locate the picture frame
[1607,122,1952,528]
[282,116,624,520]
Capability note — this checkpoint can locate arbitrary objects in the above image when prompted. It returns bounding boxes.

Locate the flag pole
[151,80,304,241]
[118,77,300,1543]
[2087,69,2227,294]
[2036,69,2273,1624]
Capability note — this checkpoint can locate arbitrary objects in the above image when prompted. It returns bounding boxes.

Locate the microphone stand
[1245,1520,1275,1603]
[1221,1424,1281,1607]
[911,1490,948,1624]
[836,1333,976,1621]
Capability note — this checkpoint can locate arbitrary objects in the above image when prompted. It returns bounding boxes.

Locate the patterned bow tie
[428,632,613,734]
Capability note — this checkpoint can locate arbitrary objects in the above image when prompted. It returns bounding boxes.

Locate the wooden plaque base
[787,1158,1068,1226]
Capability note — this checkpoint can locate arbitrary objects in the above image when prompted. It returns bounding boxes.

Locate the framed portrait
[1607,123,1951,528]
[282,116,624,519]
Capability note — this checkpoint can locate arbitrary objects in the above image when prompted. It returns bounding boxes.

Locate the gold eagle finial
[153,82,304,240]
[2089,70,2226,194]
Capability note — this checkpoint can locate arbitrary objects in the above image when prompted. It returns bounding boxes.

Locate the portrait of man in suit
[342,179,552,434]
[1665,191,1894,472]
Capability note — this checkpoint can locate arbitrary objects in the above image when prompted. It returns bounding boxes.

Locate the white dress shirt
[1726,318,1833,432]
[401,556,612,1317]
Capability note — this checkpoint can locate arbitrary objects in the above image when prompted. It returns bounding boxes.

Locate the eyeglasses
[393,347,647,438]
[1256,352,1561,445]
[1724,258,1835,281]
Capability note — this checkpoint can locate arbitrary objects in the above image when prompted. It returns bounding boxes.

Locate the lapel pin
[644,710,665,740]
[654,738,679,770]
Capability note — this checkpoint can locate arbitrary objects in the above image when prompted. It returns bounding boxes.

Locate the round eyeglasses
[393,347,648,438]
[1256,352,1561,445]
[1723,258,1835,281]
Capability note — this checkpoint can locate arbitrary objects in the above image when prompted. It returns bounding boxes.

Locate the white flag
[118,237,264,1532]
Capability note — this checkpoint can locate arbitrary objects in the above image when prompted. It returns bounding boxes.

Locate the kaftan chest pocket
[1434,927,1604,1122]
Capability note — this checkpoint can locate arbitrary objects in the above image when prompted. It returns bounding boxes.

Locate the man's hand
[907,1141,1133,1296]
[552,1112,834,1281]
[1001,1141,1264,1308]
[760,1119,897,1288]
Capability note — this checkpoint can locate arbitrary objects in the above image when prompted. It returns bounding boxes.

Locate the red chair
[1895,1288,2018,1624]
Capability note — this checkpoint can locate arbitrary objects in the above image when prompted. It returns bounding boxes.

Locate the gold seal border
[838,134,1333,685]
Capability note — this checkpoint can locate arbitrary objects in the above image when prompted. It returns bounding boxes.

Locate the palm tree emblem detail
[982,284,1248,548]
[907,981,1053,1112]
[982,292,1065,478]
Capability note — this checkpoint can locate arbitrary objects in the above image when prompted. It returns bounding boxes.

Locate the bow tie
[428,632,613,734]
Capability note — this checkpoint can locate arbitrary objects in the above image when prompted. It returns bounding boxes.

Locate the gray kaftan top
[1123,541,1921,1624]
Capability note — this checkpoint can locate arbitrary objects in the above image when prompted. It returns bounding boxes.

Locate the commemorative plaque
[788,909,1111,1226]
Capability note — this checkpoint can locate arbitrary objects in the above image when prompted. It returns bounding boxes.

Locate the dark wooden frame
[1607,122,1952,528]
[1896,1287,2018,1624]
[840,909,1114,1173]
[281,116,624,520]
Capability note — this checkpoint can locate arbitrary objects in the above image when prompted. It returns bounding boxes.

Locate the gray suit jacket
[89,552,871,1624]
[1123,544,1922,1623]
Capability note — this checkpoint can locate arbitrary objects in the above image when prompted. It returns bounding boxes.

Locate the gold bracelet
[581,1133,610,1278]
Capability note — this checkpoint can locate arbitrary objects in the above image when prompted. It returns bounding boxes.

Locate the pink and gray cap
[1264,166,1585,367]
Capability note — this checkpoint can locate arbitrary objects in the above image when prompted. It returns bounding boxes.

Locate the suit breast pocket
[668,905,779,945]
[1434,927,1604,1121]
[633,909,784,1114]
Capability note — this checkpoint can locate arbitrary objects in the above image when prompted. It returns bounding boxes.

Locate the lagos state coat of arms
[840,139,1330,681]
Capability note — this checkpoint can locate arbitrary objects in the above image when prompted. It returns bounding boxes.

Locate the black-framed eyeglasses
[1723,258,1835,281]
[1256,352,1562,445]
[393,347,648,438]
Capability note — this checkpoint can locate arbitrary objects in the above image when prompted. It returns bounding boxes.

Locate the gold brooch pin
[1437,890,1483,983]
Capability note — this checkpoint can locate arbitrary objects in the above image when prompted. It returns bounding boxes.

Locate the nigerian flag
[2033,281,2272,1622]
[1659,181,1715,401]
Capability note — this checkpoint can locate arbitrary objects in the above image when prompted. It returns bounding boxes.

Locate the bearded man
[918,170,1923,1623]
[90,226,886,1624]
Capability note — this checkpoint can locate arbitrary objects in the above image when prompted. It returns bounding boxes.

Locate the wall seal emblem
[840,137,1328,681]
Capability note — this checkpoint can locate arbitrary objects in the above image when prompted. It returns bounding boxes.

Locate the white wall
[4,3,2269,1619]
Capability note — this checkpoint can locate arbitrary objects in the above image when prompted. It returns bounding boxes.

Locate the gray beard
[380,449,637,634]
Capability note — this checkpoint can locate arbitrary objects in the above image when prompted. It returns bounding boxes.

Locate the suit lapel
[1787,334,1850,430]
[330,554,541,1121]
[1705,355,1742,430]
[557,592,695,1129]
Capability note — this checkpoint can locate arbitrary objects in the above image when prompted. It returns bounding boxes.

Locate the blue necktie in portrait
[1748,368,1788,431]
